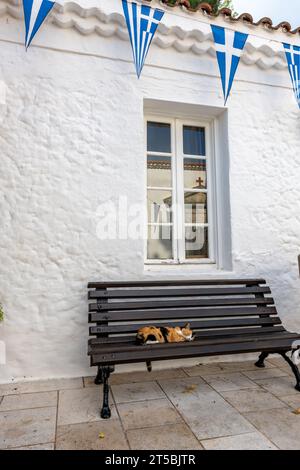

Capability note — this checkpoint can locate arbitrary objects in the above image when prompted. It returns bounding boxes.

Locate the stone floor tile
[279,395,300,409]
[0,378,83,396]
[0,392,57,412]
[201,372,259,392]
[242,368,288,380]
[220,388,287,413]
[183,364,225,377]
[244,408,300,450]
[267,357,292,368]
[266,357,294,376]
[56,420,129,450]
[159,377,255,440]
[84,368,187,388]
[58,387,117,426]
[112,381,164,404]
[118,398,182,431]
[216,360,274,372]
[127,424,202,450]
[159,375,209,393]
[254,376,299,397]
[9,443,55,450]
[0,407,56,449]
[201,432,277,450]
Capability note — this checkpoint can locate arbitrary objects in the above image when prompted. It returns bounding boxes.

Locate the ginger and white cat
[136,323,194,345]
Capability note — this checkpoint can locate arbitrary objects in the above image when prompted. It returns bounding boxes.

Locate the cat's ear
[184,323,190,330]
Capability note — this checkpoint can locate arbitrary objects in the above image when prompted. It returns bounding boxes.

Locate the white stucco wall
[0,0,300,383]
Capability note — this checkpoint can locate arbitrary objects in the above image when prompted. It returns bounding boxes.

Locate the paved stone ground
[1,357,300,450]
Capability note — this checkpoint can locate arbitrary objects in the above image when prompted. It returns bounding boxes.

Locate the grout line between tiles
[239,370,300,450]
[155,379,205,450]
[196,369,281,448]
[114,396,168,406]
[0,405,58,413]
[4,442,55,450]
[110,386,132,450]
[54,390,59,450]
[199,431,280,450]
[0,387,84,397]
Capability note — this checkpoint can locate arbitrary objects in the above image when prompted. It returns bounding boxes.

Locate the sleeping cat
[136,323,194,345]
[136,323,194,372]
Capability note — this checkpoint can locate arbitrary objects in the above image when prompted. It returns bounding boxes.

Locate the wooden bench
[88,279,300,419]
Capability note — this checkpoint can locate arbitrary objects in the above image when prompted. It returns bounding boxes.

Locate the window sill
[144,262,233,276]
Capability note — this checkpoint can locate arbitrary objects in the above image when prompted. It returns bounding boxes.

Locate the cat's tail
[146,361,152,373]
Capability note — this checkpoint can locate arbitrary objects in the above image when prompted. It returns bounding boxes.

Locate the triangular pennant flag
[23,0,55,49]
[283,43,300,108]
[122,0,164,78]
[211,25,248,105]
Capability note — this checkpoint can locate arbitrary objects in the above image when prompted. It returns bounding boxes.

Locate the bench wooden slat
[89,326,286,345]
[90,306,277,323]
[90,316,281,336]
[89,331,299,356]
[88,279,266,289]
[88,286,271,300]
[90,337,298,366]
[91,297,274,312]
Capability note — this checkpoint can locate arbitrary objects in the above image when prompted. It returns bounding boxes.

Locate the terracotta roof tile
[145,1,300,35]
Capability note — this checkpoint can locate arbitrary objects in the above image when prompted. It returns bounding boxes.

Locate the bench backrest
[88,279,282,341]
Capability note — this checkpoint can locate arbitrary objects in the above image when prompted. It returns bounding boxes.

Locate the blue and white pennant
[283,44,300,108]
[122,0,164,78]
[23,0,55,49]
[211,25,248,104]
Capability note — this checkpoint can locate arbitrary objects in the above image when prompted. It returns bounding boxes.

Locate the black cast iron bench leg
[94,366,103,385]
[255,351,300,392]
[100,366,114,419]
[255,352,269,368]
[280,352,300,392]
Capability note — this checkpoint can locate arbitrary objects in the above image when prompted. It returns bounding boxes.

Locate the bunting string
[20,0,300,108]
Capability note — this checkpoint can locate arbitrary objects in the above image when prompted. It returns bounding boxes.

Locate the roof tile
[145,1,300,35]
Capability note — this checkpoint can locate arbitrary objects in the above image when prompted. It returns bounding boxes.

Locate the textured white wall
[0,2,300,383]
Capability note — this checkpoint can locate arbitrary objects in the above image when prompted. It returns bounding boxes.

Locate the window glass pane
[185,192,207,224]
[147,155,172,188]
[184,158,207,189]
[147,190,172,224]
[183,126,206,156]
[147,122,171,153]
[185,226,208,259]
[147,225,173,260]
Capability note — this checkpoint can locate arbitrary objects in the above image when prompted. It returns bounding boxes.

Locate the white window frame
[145,115,217,265]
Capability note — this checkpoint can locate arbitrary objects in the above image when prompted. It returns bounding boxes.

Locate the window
[146,116,216,264]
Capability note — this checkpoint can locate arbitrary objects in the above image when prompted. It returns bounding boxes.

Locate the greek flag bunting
[122,0,164,78]
[211,25,248,104]
[283,43,300,108]
[23,0,55,49]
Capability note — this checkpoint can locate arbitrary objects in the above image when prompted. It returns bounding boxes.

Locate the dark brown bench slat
[91,297,274,312]
[89,326,286,345]
[89,331,299,356]
[88,279,266,289]
[88,286,271,300]
[90,306,277,322]
[91,337,298,366]
[90,316,281,336]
